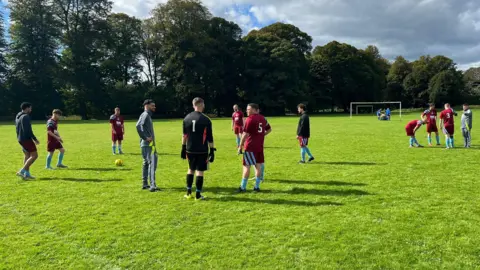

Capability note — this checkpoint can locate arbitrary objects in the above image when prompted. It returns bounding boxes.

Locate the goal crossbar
[350,101,402,119]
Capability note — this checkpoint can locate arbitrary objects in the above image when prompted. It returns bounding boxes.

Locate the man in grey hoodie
[461,103,473,148]
[15,102,40,179]
[136,99,159,192]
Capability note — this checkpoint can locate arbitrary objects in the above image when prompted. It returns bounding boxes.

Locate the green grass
[2,113,480,269]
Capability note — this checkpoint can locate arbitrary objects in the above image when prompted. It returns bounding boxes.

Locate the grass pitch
[1,113,480,269]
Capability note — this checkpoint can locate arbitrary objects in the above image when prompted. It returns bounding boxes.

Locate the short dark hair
[20,102,32,110]
[247,103,259,110]
[52,109,62,115]
[429,103,435,107]
[192,97,204,106]
[298,103,306,110]
[463,103,469,106]
[143,99,155,106]
[115,107,120,110]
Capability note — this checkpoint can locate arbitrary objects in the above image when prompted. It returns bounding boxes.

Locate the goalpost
[350,101,402,119]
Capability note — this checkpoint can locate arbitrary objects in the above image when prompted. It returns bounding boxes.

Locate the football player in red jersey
[421,103,440,146]
[405,116,426,148]
[110,107,124,154]
[46,109,67,169]
[439,103,458,149]
[237,103,271,192]
[232,104,244,148]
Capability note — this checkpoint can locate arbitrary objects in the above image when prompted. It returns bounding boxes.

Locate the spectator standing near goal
[461,103,473,148]
[136,99,159,192]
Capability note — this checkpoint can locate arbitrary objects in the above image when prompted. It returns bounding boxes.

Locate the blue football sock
[241,178,248,190]
[57,152,64,165]
[409,138,414,146]
[436,135,440,144]
[305,147,313,158]
[46,154,53,168]
[118,145,122,152]
[112,145,116,153]
[236,137,240,147]
[20,168,26,174]
[450,137,454,148]
[300,147,306,161]
[260,164,265,180]
[427,136,432,145]
[255,177,261,189]
[446,137,450,147]
[414,138,420,146]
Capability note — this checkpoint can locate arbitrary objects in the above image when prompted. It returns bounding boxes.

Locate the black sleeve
[206,118,213,143]
[303,115,310,137]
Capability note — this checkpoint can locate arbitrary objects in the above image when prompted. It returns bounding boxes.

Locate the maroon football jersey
[244,114,271,152]
[110,114,124,133]
[405,119,423,131]
[440,109,455,126]
[46,118,59,143]
[422,109,437,126]
[232,111,244,127]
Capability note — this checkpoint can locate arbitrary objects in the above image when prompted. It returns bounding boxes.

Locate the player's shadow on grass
[124,153,177,156]
[273,179,367,186]
[38,177,122,182]
[314,161,385,166]
[211,197,343,207]
[170,186,372,196]
[72,168,132,171]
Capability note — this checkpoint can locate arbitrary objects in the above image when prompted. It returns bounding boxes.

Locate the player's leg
[304,138,314,161]
[298,137,306,163]
[141,146,151,189]
[57,148,67,168]
[46,150,54,169]
[236,133,241,148]
[149,150,158,192]
[462,128,468,148]
[117,133,124,154]
[434,131,440,145]
[253,152,264,191]
[239,152,253,191]
[467,129,472,147]
[194,166,205,200]
[24,151,38,179]
[185,153,195,198]
[427,131,432,146]
[112,138,117,155]
[17,149,31,178]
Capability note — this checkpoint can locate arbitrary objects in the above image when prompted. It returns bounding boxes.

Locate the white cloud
[111,0,480,68]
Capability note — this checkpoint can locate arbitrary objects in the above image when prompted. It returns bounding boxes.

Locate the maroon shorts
[47,140,63,152]
[442,125,454,135]
[298,136,309,147]
[405,127,415,137]
[242,151,264,166]
[426,124,438,133]
[112,133,123,142]
[19,140,37,153]
[234,126,243,135]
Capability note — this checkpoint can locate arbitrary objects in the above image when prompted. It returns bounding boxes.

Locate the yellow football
[115,159,123,166]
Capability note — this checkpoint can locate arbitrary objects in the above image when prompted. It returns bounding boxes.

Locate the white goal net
[350,101,402,119]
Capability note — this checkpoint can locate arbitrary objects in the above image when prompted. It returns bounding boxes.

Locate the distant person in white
[461,103,473,148]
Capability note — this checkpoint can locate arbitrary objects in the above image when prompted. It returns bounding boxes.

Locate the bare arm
[47,130,62,142]
[239,132,250,149]
[111,123,116,134]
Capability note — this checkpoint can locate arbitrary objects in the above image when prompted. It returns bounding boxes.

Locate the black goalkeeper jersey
[183,111,214,154]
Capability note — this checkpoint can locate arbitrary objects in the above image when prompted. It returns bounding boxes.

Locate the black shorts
[186,153,209,171]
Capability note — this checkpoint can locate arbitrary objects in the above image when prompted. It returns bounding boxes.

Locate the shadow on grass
[38,177,122,182]
[312,161,386,166]
[273,179,367,186]
[72,168,132,171]
[124,153,177,156]
[211,197,343,206]
[168,186,372,196]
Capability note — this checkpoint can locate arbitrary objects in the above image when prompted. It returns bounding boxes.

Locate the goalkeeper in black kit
[181,97,216,200]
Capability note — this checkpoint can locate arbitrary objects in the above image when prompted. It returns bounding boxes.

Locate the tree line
[0,0,479,119]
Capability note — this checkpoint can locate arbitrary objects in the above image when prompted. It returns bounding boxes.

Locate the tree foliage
[0,0,479,119]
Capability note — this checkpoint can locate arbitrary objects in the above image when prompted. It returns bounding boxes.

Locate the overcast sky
[2,0,480,69]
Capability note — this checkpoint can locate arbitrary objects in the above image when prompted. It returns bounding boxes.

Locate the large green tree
[53,0,112,119]
[385,56,412,103]
[7,0,61,119]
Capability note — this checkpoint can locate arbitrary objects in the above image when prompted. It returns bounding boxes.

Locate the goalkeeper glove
[237,147,243,155]
[209,148,216,163]
[181,145,186,159]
